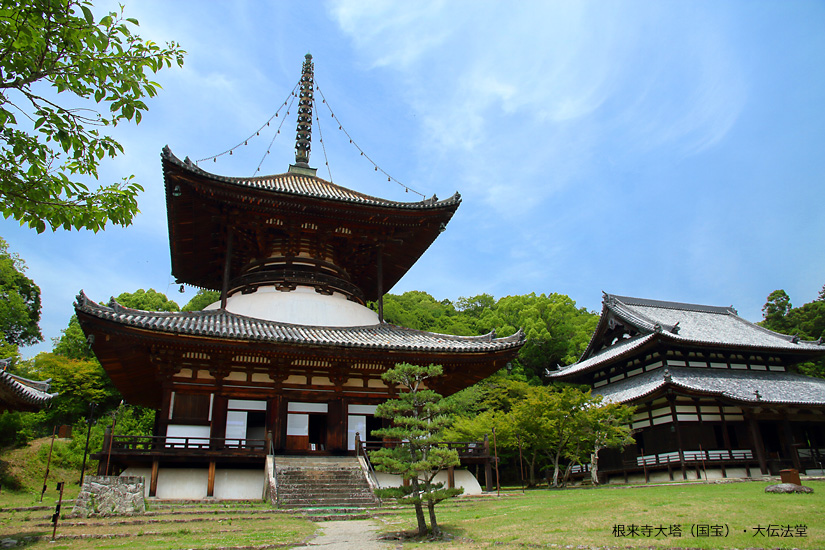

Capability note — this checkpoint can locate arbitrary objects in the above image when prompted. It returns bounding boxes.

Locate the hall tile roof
[595,366,825,407]
[552,294,824,379]
[549,334,657,378]
[163,147,461,210]
[0,359,57,411]
[75,292,525,353]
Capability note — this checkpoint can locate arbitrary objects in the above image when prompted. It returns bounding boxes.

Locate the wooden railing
[105,434,269,455]
[356,438,490,460]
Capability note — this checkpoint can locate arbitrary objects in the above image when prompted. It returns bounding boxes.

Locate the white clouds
[329,1,748,208]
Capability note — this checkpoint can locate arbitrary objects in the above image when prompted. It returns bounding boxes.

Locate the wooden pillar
[484,459,493,492]
[157,384,174,442]
[207,461,216,497]
[271,396,288,452]
[220,226,234,309]
[327,399,343,453]
[782,416,801,470]
[211,395,228,450]
[668,396,687,480]
[447,466,455,489]
[747,413,769,475]
[483,435,492,491]
[149,459,159,497]
[376,245,384,323]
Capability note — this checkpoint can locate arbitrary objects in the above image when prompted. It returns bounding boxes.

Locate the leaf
[81,5,94,25]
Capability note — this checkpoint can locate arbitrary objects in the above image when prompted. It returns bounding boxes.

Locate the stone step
[279,499,377,507]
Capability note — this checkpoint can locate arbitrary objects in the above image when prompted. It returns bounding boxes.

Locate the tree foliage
[446,383,634,487]
[0,236,42,347]
[115,288,180,311]
[760,285,825,378]
[182,289,220,311]
[0,0,185,232]
[380,291,598,385]
[370,363,462,536]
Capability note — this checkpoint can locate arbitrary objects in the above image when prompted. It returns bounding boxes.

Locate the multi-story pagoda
[76,55,524,499]
[551,294,825,483]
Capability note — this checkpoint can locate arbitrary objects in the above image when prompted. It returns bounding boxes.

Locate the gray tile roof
[163,147,461,210]
[0,359,57,410]
[605,294,821,350]
[75,292,525,353]
[595,366,825,406]
[554,294,825,379]
[548,334,657,378]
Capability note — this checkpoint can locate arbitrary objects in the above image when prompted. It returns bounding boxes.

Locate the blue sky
[3,0,824,358]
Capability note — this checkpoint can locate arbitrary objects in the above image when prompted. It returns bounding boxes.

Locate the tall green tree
[0,0,185,232]
[760,286,825,378]
[0,236,42,348]
[52,315,93,360]
[477,293,598,383]
[567,400,635,485]
[370,363,462,537]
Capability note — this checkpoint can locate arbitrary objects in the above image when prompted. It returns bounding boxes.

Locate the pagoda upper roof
[75,291,524,354]
[0,359,57,412]
[162,147,462,299]
[594,365,825,407]
[164,146,461,210]
[552,293,825,379]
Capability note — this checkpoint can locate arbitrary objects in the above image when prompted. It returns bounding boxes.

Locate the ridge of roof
[75,291,526,351]
[606,294,736,315]
[162,146,461,210]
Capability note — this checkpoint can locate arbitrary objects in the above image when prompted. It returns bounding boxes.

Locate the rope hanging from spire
[195,54,426,199]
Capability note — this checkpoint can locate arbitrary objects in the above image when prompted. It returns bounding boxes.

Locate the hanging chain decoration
[253,91,298,176]
[314,81,425,198]
[315,108,334,182]
[194,80,301,166]
[193,54,427,199]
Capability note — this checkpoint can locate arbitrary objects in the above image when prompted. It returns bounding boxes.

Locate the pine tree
[369,363,463,536]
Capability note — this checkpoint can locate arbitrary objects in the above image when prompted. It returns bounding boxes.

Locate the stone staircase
[274,456,379,508]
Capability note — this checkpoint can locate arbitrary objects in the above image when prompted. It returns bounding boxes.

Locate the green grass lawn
[3,439,823,549]
[378,480,825,549]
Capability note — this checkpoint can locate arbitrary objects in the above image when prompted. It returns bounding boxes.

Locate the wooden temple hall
[76,55,524,499]
[551,294,825,484]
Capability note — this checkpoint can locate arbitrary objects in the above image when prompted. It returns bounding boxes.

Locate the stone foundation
[72,475,145,517]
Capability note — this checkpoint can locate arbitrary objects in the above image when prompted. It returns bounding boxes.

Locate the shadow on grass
[379,524,469,544]
[0,531,50,547]
[0,459,24,492]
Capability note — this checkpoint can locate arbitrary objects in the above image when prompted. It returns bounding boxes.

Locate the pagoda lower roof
[595,365,825,407]
[75,292,525,354]
[0,360,57,412]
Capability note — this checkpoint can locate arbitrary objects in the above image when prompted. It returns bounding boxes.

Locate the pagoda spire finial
[294,53,314,167]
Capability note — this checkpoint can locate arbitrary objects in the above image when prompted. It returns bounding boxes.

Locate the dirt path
[291,519,393,550]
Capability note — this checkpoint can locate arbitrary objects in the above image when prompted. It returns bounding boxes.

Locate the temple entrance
[347,404,381,450]
[225,399,267,449]
[286,402,329,452]
[308,414,327,451]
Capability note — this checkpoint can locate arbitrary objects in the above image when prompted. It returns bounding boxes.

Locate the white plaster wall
[204,286,379,326]
[214,469,265,500]
[607,467,765,485]
[121,468,264,500]
[374,469,483,496]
